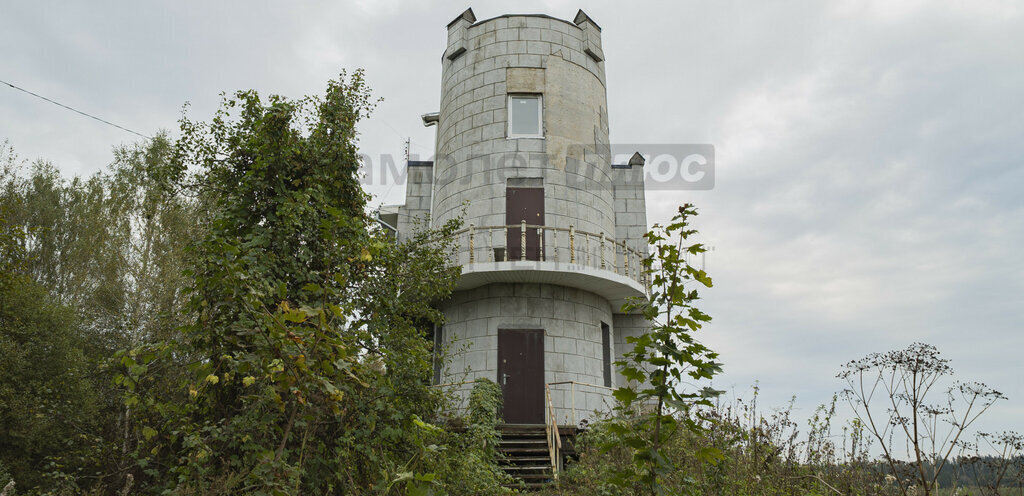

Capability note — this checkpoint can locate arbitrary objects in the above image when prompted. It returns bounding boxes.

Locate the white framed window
[507,94,543,138]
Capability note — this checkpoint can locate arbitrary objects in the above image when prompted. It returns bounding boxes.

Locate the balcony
[449,223,649,310]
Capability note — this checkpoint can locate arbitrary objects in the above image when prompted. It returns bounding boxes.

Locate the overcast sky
[3,1,1022,448]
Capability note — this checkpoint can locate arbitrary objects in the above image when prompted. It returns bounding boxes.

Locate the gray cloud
[2,0,1022,439]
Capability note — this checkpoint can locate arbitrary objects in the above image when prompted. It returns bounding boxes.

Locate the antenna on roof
[404,138,410,163]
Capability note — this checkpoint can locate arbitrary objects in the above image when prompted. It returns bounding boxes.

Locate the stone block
[472,110,494,128]
[527,297,553,317]
[474,31,496,48]
[465,73,485,91]
[519,27,541,41]
[540,30,562,44]
[547,352,564,370]
[481,122,505,141]
[472,84,492,102]
[554,336,576,354]
[496,27,517,42]
[519,54,543,67]
[489,284,513,297]
[483,68,504,85]
[483,41,507,59]
[507,40,527,56]
[500,296,527,315]
[527,41,551,55]
[465,350,487,372]
[482,95,505,111]
[506,67,545,93]
[525,17,549,29]
[515,283,541,297]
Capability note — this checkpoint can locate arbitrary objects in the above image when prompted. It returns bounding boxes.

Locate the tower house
[385,8,650,426]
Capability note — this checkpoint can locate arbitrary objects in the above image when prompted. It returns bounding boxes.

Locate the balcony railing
[451,222,648,287]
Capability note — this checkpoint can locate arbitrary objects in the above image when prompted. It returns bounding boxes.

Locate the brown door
[498,329,545,424]
[506,187,544,261]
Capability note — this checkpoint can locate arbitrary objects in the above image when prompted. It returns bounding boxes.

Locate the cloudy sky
[3,1,1022,446]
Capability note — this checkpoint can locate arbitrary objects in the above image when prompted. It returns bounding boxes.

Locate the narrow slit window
[601,322,612,388]
[508,94,542,138]
[432,325,443,384]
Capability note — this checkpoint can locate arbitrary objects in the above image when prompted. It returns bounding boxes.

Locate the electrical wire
[1,77,152,140]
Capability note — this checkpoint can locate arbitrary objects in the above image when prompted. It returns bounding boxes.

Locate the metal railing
[544,383,563,481]
[451,223,648,287]
[547,380,616,426]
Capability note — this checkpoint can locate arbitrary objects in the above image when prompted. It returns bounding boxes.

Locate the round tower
[399,8,650,426]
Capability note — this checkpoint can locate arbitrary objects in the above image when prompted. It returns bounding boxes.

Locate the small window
[601,322,612,388]
[508,94,542,138]
[432,325,443,384]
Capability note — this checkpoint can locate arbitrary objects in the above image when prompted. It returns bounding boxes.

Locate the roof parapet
[573,9,604,62]
[628,152,645,167]
[573,9,601,31]
[446,7,476,28]
[445,8,475,61]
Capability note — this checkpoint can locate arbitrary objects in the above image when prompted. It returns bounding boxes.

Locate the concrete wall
[438,282,615,424]
[406,11,655,424]
[397,163,433,242]
[611,164,652,386]
[611,163,648,256]
[431,14,615,242]
[612,313,652,389]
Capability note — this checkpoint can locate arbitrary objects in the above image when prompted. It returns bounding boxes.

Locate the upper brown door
[506,187,544,261]
[498,329,545,424]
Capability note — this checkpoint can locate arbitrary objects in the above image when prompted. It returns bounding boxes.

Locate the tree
[838,342,1006,496]
[120,71,463,494]
[0,135,199,347]
[1,136,201,491]
[0,206,104,491]
[606,204,723,495]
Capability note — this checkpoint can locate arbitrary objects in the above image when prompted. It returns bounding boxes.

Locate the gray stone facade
[390,9,651,425]
[439,283,615,424]
[396,162,432,242]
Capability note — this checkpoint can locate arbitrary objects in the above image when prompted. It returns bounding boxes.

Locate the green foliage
[1,134,201,493]
[423,379,514,495]
[0,135,198,346]
[117,71,465,494]
[605,204,723,494]
[0,214,102,491]
[544,388,888,496]
[466,378,504,466]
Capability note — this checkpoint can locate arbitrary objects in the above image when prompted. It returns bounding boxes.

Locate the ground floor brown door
[497,329,545,424]
[506,187,544,261]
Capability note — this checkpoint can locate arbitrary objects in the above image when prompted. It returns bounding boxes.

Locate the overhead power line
[1,77,152,140]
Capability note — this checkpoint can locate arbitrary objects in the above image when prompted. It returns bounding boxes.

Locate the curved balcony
[449,223,649,310]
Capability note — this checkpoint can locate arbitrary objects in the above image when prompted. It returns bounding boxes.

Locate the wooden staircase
[498,424,576,490]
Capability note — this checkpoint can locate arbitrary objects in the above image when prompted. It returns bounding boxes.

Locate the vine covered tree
[118,71,463,494]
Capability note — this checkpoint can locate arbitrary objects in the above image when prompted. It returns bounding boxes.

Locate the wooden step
[496,423,580,491]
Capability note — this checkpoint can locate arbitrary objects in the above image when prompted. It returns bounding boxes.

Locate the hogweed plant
[838,342,1006,496]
